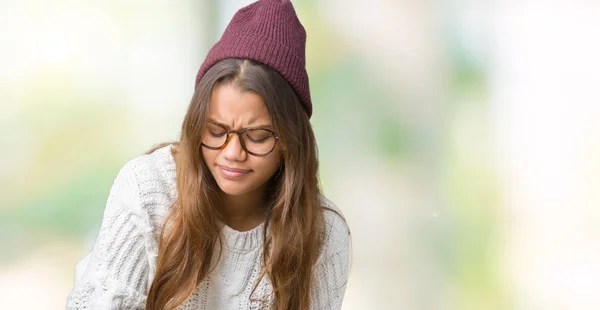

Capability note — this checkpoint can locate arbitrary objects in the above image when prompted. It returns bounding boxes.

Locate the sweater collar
[222,221,266,251]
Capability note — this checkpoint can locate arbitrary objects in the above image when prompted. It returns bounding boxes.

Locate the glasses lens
[201,123,227,148]
[243,129,276,155]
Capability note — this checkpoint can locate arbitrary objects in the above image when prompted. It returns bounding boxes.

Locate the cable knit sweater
[65,144,350,309]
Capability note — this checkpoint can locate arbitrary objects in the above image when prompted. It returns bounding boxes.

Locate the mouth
[218,165,251,180]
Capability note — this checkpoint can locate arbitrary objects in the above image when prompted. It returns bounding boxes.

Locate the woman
[66,0,350,309]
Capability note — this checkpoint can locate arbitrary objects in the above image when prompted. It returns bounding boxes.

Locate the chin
[218,186,248,197]
[215,179,255,197]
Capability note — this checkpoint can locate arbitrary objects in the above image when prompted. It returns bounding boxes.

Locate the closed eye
[247,135,270,143]
[209,131,226,137]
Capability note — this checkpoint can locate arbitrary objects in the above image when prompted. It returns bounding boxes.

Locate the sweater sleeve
[66,159,152,310]
[310,200,351,310]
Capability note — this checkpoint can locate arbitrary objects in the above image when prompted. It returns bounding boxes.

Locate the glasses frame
[200,122,279,157]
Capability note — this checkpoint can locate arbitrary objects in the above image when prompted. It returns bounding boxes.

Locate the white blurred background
[1,0,599,309]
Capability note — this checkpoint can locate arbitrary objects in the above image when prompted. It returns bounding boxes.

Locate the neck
[218,187,268,231]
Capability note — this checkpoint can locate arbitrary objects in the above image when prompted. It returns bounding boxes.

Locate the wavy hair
[145,58,326,309]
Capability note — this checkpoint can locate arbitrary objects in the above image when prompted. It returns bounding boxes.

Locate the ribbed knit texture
[195,0,313,117]
[65,144,350,309]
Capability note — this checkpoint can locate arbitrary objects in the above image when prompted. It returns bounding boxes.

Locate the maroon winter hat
[195,0,312,118]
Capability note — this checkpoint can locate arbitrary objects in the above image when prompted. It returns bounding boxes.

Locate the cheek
[202,148,216,167]
[263,153,282,176]
[251,153,281,177]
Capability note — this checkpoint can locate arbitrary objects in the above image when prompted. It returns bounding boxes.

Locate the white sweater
[65,144,350,309]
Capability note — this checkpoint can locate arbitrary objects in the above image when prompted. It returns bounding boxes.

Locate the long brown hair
[146,58,325,309]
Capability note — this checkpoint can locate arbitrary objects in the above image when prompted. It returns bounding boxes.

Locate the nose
[221,133,247,162]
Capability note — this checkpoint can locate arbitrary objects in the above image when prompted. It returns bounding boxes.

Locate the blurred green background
[2,0,600,309]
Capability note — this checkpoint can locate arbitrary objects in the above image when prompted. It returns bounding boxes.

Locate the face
[202,83,282,199]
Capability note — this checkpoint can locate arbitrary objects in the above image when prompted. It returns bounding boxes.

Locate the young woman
[66,0,350,309]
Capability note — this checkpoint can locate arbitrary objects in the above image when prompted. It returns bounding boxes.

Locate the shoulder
[319,195,349,234]
[112,144,177,238]
[115,144,177,202]
[318,195,351,261]
[125,144,177,199]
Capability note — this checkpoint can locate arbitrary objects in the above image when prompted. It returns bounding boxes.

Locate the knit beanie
[195,0,312,118]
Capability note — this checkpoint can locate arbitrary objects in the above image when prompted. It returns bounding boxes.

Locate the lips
[218,165,251,180]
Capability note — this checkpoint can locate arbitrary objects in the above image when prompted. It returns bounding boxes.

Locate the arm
[310,209,351,310]
[66,159,151,310]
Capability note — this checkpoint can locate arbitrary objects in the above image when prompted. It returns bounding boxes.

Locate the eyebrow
[207,118,273,130]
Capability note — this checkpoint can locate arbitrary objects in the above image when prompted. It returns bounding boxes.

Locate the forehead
[208,83,271,126]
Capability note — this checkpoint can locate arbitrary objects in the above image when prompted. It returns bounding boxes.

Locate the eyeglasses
[201,121,279,156]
